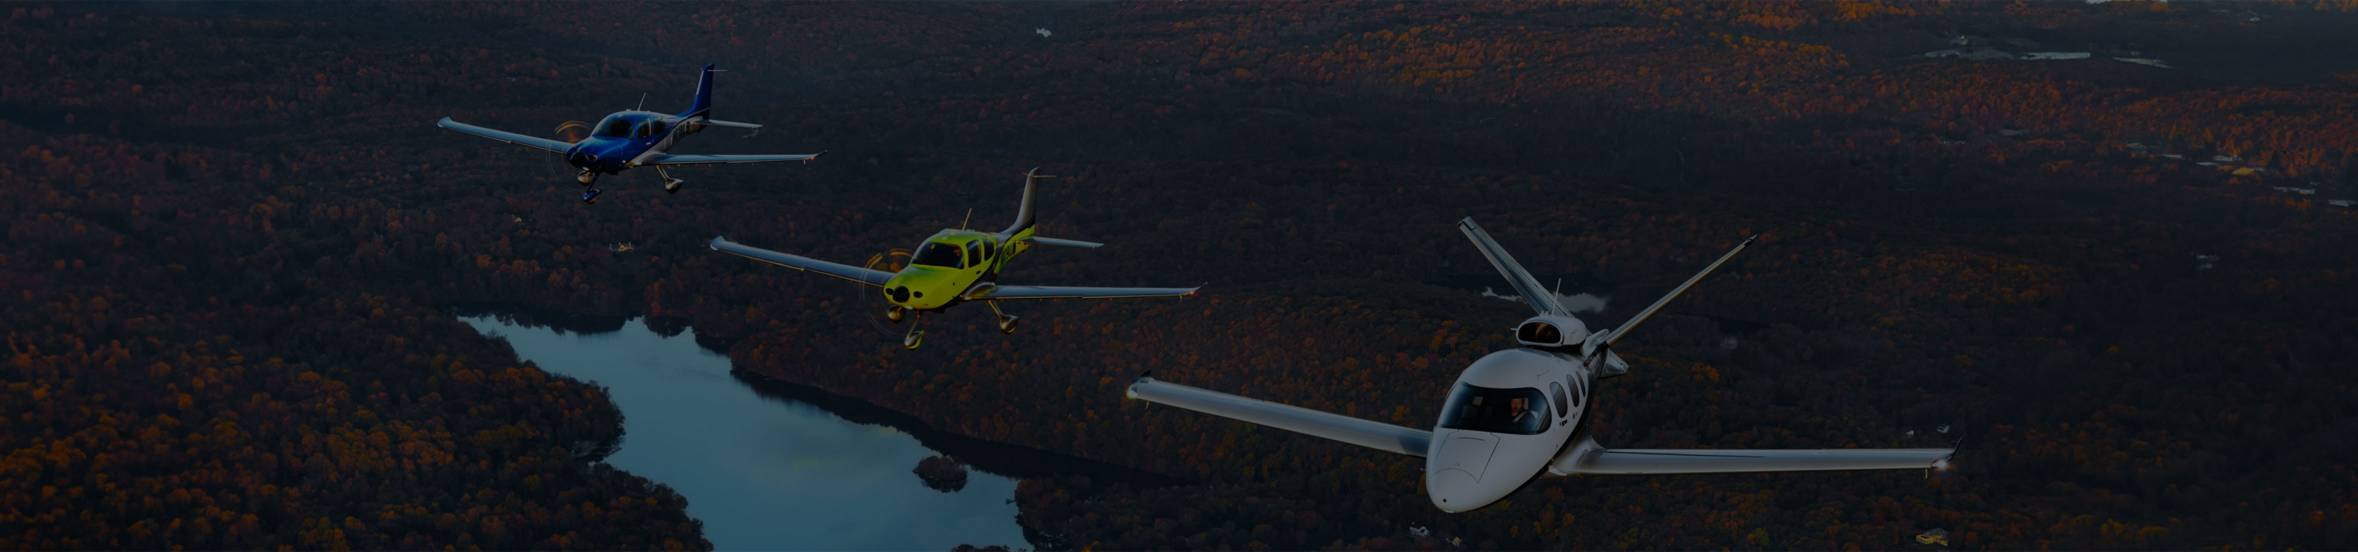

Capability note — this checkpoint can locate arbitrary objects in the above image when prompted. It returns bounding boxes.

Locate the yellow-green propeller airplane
[710,168,1200,349]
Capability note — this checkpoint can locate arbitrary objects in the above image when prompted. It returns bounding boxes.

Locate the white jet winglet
[709,236,892,287]
[1127,377,1432,457]
[1553,437,1952,475]
[437,117,575,154]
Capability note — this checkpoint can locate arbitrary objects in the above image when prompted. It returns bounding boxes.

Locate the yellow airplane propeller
[862,248,914,329]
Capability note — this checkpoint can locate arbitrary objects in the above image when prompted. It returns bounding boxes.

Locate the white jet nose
[1426,469,1482,513]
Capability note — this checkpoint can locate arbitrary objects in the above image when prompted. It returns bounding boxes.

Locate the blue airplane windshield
[595,115,633,137]
[1438,384,1550,435]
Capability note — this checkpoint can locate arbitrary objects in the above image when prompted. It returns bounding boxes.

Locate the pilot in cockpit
[1507,397,1534,426]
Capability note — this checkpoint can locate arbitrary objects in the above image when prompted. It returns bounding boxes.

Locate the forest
[5,0,2358,549]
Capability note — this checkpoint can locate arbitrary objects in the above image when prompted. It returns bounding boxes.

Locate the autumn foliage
[5,1,2357,550]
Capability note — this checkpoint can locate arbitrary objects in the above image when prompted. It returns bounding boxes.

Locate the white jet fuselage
[1424,347,1594,513]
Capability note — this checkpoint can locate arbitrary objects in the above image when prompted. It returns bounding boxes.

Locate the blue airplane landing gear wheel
[580,188,601,204]
[658,167,684,194]
[577,170,597,186]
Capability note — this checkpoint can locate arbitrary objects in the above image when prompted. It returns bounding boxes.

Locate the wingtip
[1125,371,1155,399]
[435,116,455,127]
[708,235,728,250]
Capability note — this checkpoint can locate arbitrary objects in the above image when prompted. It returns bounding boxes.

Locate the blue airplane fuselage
[564,111,681,174]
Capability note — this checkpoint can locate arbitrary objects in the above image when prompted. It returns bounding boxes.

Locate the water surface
[463,315,1031,551]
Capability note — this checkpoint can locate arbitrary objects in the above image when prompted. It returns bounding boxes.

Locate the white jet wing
[437,117,574,154]
[1127,377,1432,457]
[709,236,892,287]
[965,283,1197,301]
[1458,217,1566,316]
[644,152,823,165]
[1555,437,1952,475]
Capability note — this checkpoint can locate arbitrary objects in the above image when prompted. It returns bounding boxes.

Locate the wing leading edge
[646,152,823,165]
[1127,377,1432,457]
[437,117,574,154]
[1554,437,1953,475]
[967,284,1198,301]
[709,236,892,287]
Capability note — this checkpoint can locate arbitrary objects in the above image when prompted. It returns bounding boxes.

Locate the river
[462,314,1070,551]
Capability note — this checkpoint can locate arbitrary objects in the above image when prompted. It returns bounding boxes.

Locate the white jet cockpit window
[594,115,633,138]
[1517,321,1565,346]
[1438,384,1550,435]
[912,241,966,268]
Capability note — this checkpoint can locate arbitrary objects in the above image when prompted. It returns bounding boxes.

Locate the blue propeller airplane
[436,64,824,204]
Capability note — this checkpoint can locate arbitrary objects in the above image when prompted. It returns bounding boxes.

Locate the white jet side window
[1549,382,1570,417]
[1568,375,1584,409]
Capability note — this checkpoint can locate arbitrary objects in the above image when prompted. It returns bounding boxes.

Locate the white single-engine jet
[1128,218,1954,513]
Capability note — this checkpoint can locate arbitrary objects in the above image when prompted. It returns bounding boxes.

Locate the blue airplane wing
[437,117,573,154]
[644,151,824,165]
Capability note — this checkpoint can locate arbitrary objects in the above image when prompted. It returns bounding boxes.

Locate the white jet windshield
[1438,384,1550,435]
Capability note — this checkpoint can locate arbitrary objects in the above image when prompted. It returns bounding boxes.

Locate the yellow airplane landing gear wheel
[886,307,905,323]
[902,330,924,350]
[987,300,1018,335]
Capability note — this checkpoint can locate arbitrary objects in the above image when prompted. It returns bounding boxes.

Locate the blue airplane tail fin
[685,64,716,119]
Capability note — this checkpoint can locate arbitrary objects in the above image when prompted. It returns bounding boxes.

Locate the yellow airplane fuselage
[883,229,1030,311]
